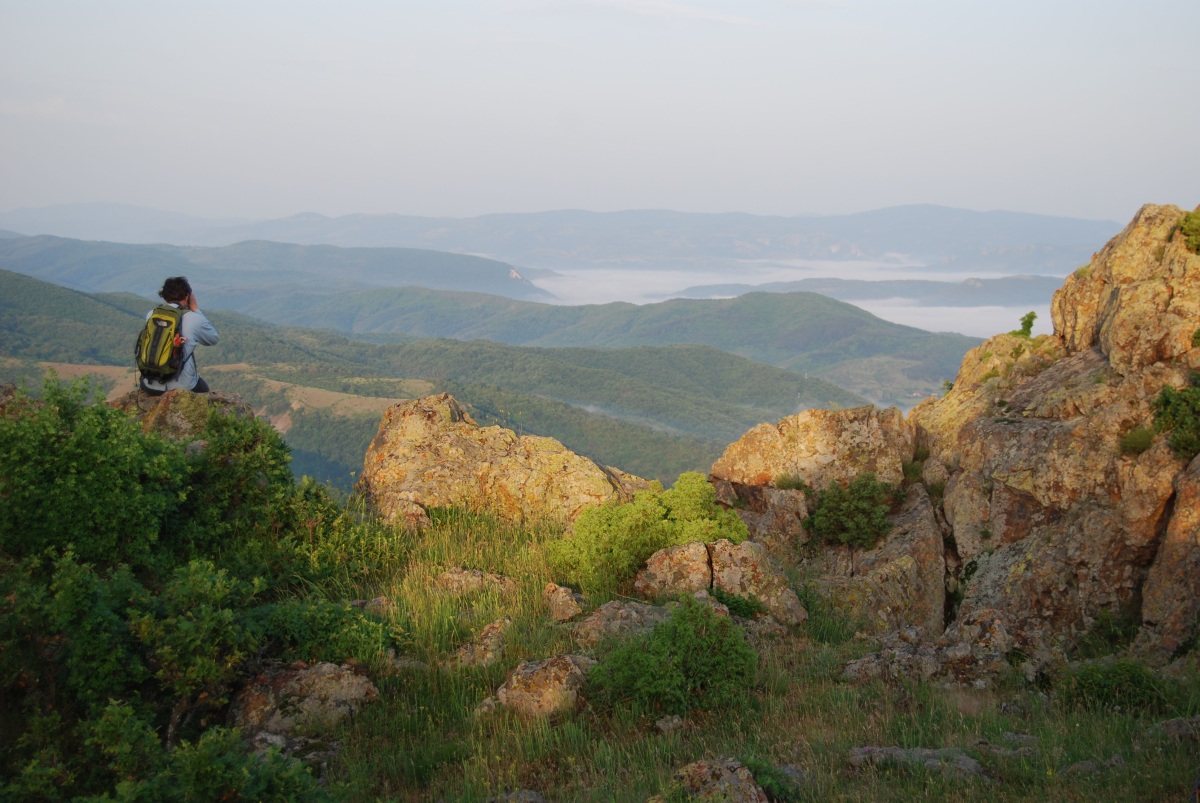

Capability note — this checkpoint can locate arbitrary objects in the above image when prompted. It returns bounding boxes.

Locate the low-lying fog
[531,261,1056,338]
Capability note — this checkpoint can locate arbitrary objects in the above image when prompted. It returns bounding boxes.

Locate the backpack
[135,305,188,381]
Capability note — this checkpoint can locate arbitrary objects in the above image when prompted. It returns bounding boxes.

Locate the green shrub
[1152,380,1200,460]
[1010,311,1037,338]
[1057,658,1179,714]
[711,587,766,618]
[550,472,747,595]
[256,598,391,665]
[740,757,805,802]
[0,380,186,568]
[588,597,756,716]
[804,473,897,550]
[1181,209,1200,254]
[1119,426,1154,456]
[774,473,808,491]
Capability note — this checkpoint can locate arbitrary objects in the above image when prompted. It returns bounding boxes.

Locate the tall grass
[318,509,1200,801]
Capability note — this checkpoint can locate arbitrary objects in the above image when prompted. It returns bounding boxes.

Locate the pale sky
[2,0,1196,222]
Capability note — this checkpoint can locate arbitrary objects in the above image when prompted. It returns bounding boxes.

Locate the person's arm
[185,292,219,345]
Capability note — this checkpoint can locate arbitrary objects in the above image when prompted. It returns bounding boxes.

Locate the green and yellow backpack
[134,305,187,381]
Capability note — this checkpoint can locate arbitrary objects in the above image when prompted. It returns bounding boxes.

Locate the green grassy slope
[236,285,978,398]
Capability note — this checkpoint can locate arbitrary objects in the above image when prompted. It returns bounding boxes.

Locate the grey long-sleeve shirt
[141,304,219,392]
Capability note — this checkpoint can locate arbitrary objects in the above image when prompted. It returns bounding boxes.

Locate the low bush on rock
[1153,376,1200,461]
[549,472,748,595]
[804,473,898,550]
[588,597,757,716]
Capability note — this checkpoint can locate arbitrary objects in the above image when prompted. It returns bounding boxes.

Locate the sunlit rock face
[908,203,1200,661]
[356,393,649,526]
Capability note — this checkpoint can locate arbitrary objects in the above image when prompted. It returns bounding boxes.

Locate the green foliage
[1180,209,1200,253]
[550,472,747,595]
[588,597,757,716]
[1010,311,1037,338]
[0,388,396,798]
[740,757,805,802]
[710,587,766,618]
[1071,608,1140,660]
[774,473,809,491]
[256,599,391,665]
[1193,328,1200,348]
[1119,426,1154,456]
[795,585,858,645]
[1152,379,1200,460]
[0,380,184,567]
[1057,659,1180,714]
[804,473,897,550]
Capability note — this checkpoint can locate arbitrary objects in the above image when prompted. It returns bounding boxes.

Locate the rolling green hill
[233,285,978,402]
[0,269,865,486]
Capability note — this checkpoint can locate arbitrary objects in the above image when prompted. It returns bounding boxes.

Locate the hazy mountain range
[0,202,1119,275]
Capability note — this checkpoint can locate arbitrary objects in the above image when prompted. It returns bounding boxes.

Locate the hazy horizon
[3,1,1197,223]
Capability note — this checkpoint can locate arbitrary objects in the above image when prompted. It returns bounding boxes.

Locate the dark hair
[159,276,192,304]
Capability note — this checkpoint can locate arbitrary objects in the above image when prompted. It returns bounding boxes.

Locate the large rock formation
[907,203,1200,664]
[356,394,649,525]
[705,203,1199,675]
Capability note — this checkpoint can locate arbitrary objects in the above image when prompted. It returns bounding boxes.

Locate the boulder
[673,757,768,803]
[491,654,596,718]
[543,582,584,622]
[847,746,986,779]
[710,539,807,627]
[711,479,810,554]
[356,394,650,525]
[452,618,510,668]
[711,404,914,490]
[631,541,712,598]
[109,389,255,441]
[573,600,672,650]
[435,567,517,595]
[230,661,379,742]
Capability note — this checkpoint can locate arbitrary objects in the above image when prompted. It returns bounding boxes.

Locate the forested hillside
[0,270,862,486]
[216,285,978,402]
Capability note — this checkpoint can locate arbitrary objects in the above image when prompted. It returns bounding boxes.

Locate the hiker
[139,276,219,396]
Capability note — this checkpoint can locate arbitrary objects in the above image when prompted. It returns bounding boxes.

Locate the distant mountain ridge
[0,202,1120,275]
[0,234,552,302]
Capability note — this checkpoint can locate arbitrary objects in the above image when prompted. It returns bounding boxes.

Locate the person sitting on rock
[140,276,219,396]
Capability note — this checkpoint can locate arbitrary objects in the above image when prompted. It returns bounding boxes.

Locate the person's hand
[187,292,199,311]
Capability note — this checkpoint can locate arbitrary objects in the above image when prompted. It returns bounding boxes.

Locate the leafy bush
[1119,426,1155,456]
[774,473,808,491]
[804,473,897,550]
[588,597,756,715]
[711,587,766,618]
[550,472,747,594]
[1152,379,1200,460]
[0,385,393,798]
[0,380,185,567]
[1057,658,1179,714]
[1181,208,1200,254]
[1010,311,1037,338]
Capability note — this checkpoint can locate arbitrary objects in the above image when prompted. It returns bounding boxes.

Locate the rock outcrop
[711,405,914,489]
[906,204,1199,663]
[808,486,946,639]
[109,389,255,440]
[629,539,807,627]
[357,394,650,525]
[486,654,596,718]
